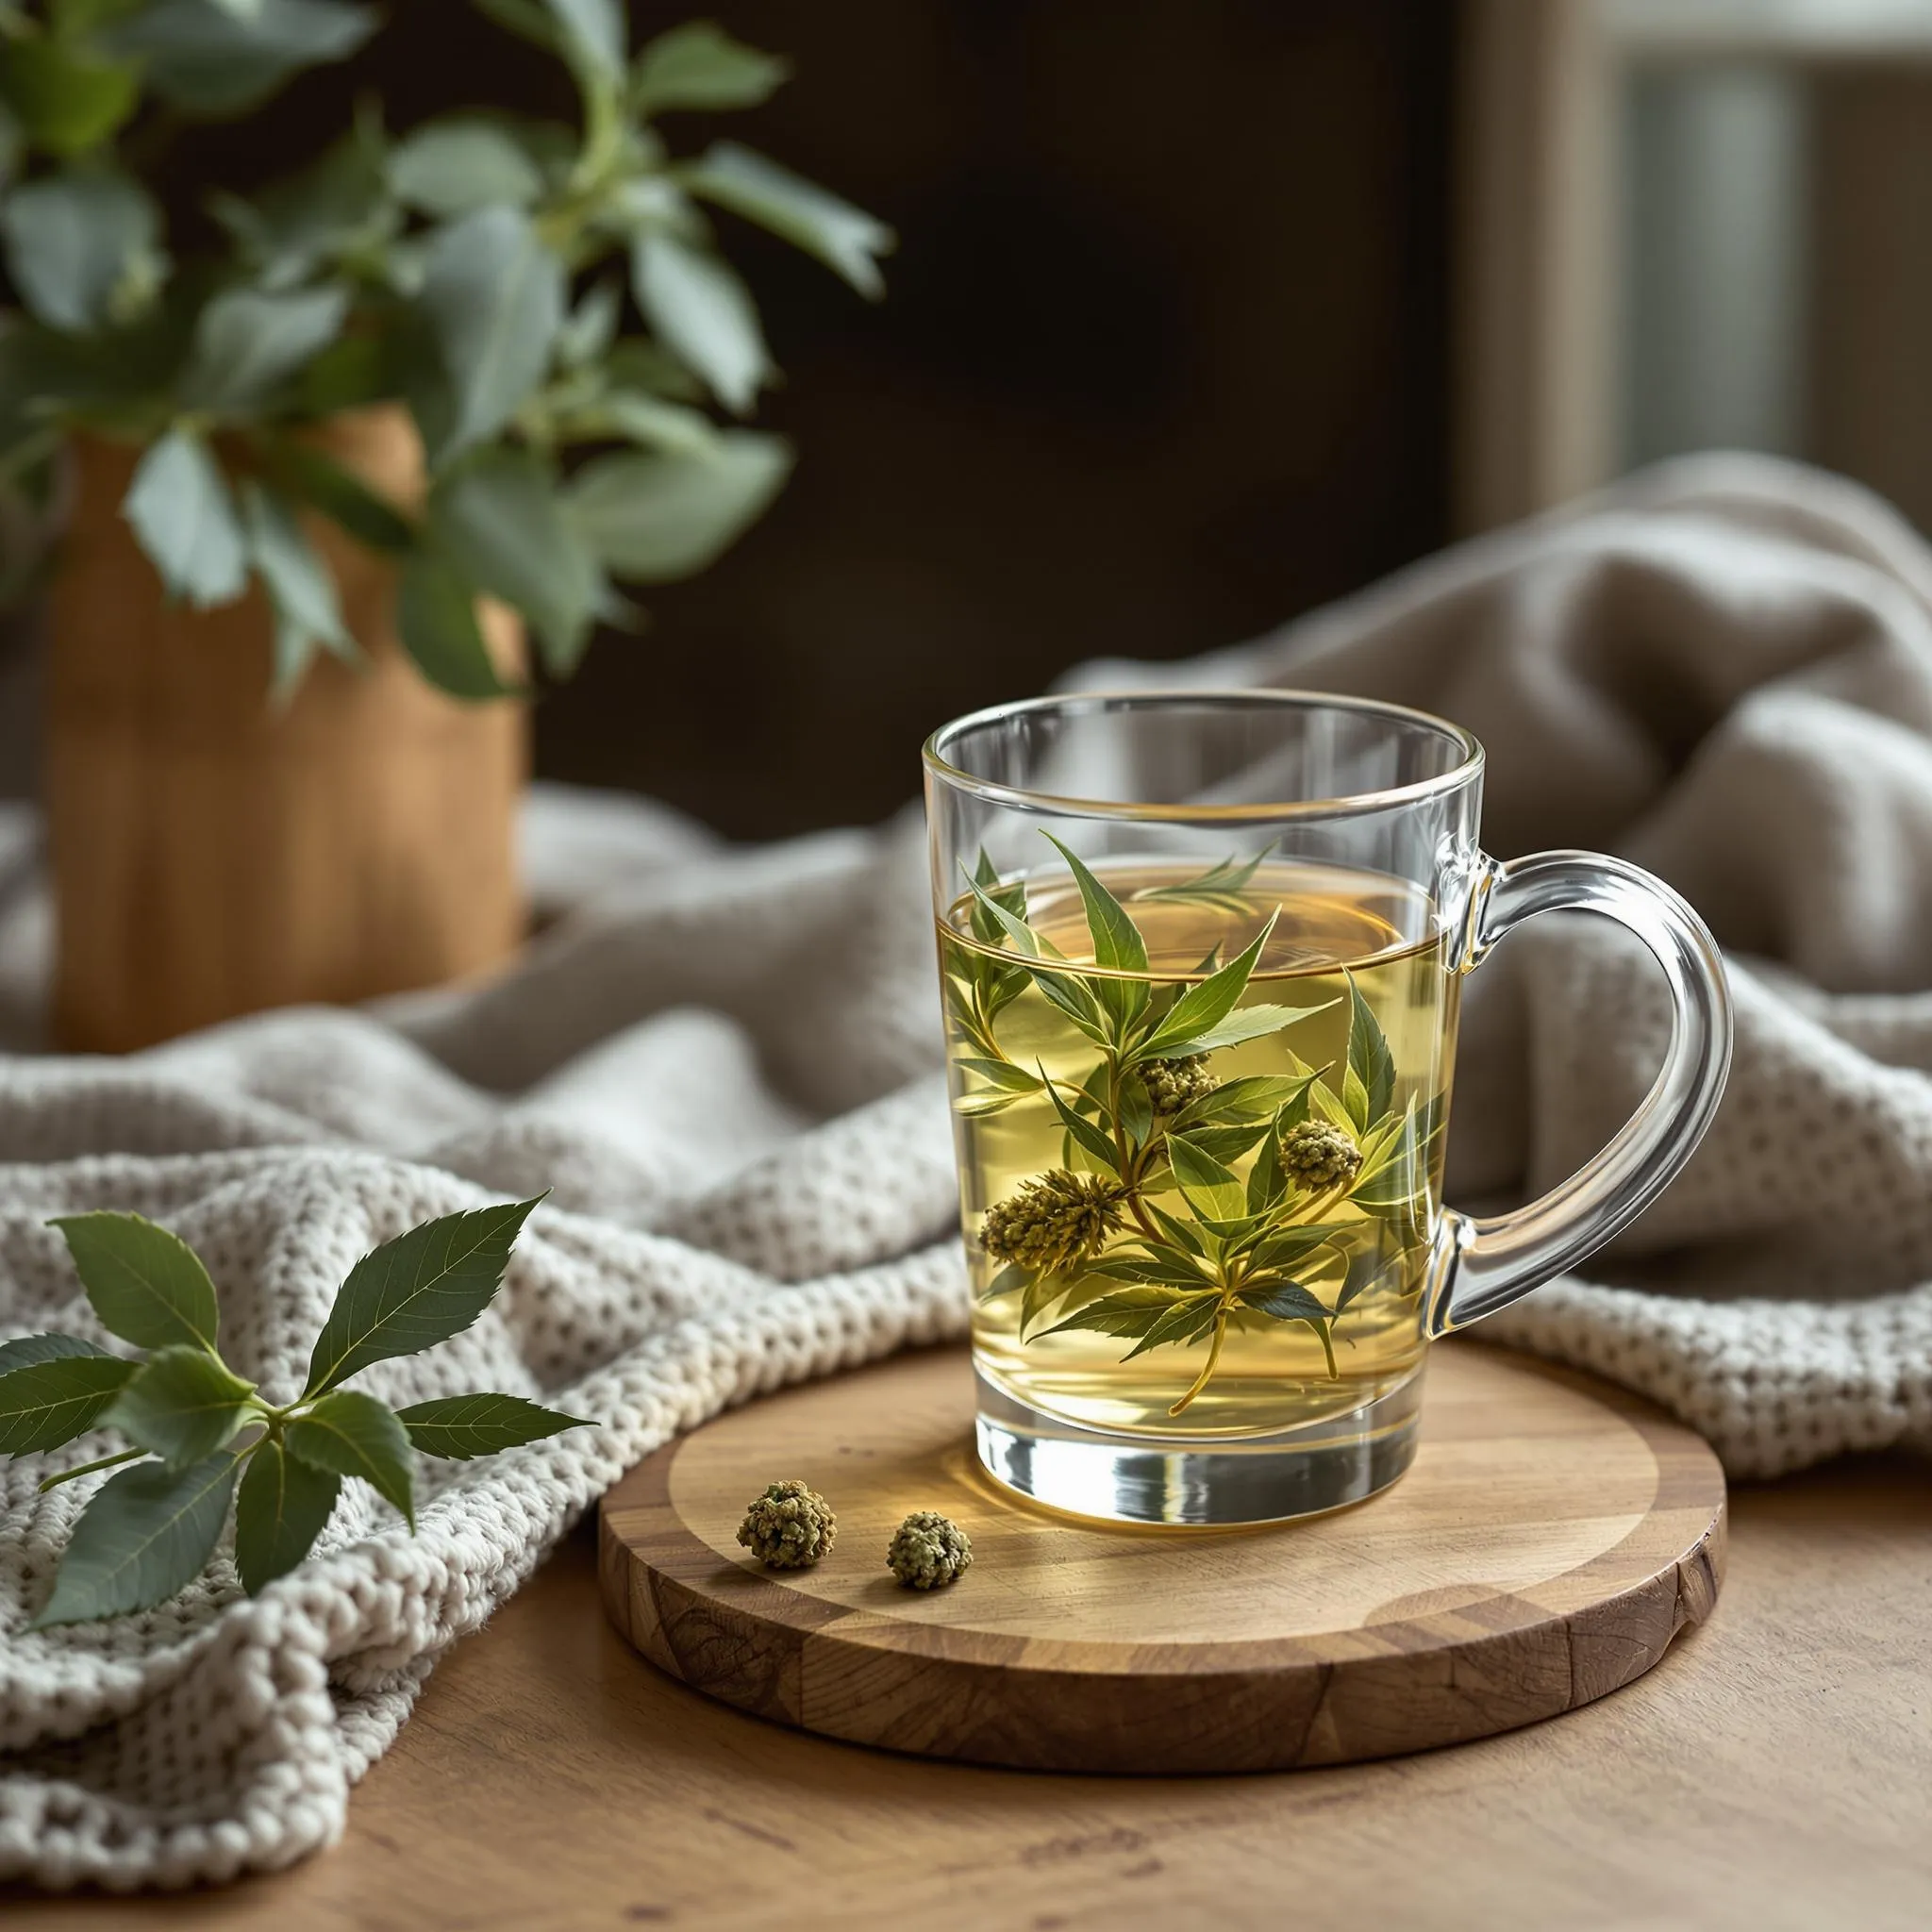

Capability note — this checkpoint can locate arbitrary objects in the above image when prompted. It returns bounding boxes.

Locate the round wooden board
[598,1341,1725,1774]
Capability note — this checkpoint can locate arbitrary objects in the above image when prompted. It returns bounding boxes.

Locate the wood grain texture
[599,1342,1725,1773]
[45,407,525,1053]
[8,1424,1929,1929]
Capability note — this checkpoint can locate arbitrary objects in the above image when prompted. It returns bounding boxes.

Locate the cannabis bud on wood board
[0,2,892,696]
[0,1196,589,1626]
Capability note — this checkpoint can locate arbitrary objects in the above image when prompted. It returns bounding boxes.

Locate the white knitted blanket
[4,453,1929,1889]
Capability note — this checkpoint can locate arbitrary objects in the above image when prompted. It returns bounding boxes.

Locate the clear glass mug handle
[1424,851,1734,1337]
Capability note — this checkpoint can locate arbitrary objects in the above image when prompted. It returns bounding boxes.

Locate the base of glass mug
[973,1361,1427,1527]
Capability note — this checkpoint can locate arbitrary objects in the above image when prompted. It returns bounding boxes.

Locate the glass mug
[923,691,1731,1526]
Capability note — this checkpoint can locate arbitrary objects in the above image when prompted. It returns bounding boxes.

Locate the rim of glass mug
[922,688,1486,824]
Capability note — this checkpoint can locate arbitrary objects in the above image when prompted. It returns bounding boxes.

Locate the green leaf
[1245,1124,1285,1213]
[473,0,558,50]
[122,430,248,609]
[0,39,140,158]
[50,1210,221,1354]
[630,22,789,114]
[395,1391,592,1461]
[955,1057,1041,1094]
[1121,1292,1222,1360]
[211,127,391,287]
[1162,1131,1247,1223]
[396,551,517,700]
[1145,1201,1208,1257]
[1247,1224,1351,1274]
[555,277,620,368]
[178,282,348,412]
[430,444,600,675]
[541,0,623,75]
[1130,847,1274,914]
[30,1452,239,1629]
[410,206,564,465]
[682,142,892,298]
[1177,1120,1274,1168]
[1135,914,1279,1059]
[1239,1281,1333,1325]
[566,389,721,457]
[102,1345,255,1470]
[304,1196,541,1400]
[0,168,162,331]
[1174,1073,1320,1127]
[1039,1068,1122,1179]
[1039,1286,1186,1342]
[1346,972,1397,1129]
[1040,831,1148,1032]
[285,1388,414,1527]
[234,1437,340,1594]
[1116,1070,1154,1146]
[1087,1249,1215,1290]
[271,437,414,552]
[631,231,771,415]
[0,1353,136,1457]
[0,1333,116,1375]
[240,479,356,697]
[1156,999,1338,1059]
[105,0,377,117]
[391,116,544,218]
[563,432,791,584]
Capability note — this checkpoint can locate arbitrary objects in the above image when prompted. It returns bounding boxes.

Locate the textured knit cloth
[3,451,1930,1889]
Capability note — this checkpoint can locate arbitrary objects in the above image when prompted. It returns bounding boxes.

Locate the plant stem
[38,1447,145,1493]
[1168,1307,1228,1417]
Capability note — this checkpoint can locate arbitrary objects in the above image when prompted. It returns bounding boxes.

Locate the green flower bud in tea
[1278,1120,1362,1190]
[980,1170,1125,1276]
[887,1510,973,1589]
[1140,1054,1215,1115]
[736,1478,837,1569]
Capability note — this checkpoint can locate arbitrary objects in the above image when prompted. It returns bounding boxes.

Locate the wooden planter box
[46,407,526,1054]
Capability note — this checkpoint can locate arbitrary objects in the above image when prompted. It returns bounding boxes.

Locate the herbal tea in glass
[941,838,1457,1441]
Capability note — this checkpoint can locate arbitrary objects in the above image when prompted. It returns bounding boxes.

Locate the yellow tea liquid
[941,858,1457,1440]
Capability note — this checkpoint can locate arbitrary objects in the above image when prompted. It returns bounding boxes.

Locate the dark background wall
[42,0,1458,837]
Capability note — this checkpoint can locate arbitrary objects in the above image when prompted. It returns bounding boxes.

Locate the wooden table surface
[9,1443,1930,1929]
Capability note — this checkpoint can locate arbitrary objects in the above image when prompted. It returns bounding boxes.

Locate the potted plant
[0,1,891,1051]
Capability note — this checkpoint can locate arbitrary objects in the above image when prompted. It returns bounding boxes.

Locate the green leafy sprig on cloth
[0,3,892,698]
[0,1195,589,1626]
[948,835,1444,1414]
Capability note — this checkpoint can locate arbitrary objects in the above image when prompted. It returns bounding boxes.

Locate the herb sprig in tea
[945,837,1445,1417]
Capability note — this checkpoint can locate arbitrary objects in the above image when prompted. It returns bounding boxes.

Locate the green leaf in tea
[50,1210,223,1354]
[103,1346,257,1469]
[0,1352,137,1457]
[234,1437,341,1594]
[1129,847,1274,915]
[395,1391,592,1460]
[304,1197,542,1399]
[30,1452,241,1629]
[285,1389,415,1528]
